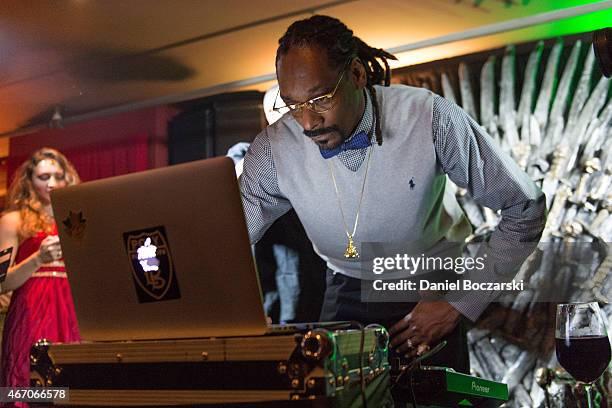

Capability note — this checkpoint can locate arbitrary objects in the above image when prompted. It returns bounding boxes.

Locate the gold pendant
[344,236,359,259]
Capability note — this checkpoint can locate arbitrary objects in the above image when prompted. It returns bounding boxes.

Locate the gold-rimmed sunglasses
[273,58,352,116]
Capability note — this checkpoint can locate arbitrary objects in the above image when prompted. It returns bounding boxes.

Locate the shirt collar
[345,88,374,144]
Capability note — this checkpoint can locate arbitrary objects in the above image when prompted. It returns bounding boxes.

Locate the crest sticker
[123,226,181,303]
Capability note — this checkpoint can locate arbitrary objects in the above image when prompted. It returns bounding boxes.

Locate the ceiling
[0,0,610,137]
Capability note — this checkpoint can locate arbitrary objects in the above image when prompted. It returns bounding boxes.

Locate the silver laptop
[51,157,271,341]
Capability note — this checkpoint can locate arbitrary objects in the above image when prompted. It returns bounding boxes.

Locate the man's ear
[350,58,367,89]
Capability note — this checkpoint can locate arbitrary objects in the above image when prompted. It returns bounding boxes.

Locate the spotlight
[50,106,64,129]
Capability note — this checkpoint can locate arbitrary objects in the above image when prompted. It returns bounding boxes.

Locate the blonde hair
[5,147,80,238]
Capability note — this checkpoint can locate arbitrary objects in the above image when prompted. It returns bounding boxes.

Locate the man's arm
[432,95,547,321]
[239,130,293,244]
[389,95,546,354]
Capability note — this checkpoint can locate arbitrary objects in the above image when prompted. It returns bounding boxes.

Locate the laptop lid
[51,157,268,341]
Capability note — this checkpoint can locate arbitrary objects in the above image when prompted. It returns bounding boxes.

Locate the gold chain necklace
[327,146,374,259]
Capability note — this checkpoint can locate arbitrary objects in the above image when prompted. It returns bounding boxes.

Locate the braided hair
[276,15,397,145]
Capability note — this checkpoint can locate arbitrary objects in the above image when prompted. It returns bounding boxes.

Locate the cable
[409,370,418,408]
[348,321,368,408]
[390,340,449,407]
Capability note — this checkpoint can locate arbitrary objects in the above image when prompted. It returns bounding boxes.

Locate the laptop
[51,156,290,341]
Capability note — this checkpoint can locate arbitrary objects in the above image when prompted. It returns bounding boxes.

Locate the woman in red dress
[0,148,81,406]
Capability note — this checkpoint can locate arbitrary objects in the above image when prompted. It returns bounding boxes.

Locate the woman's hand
[36,235,62,265]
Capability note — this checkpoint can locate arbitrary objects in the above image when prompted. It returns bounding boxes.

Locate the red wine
[556,336,611,383]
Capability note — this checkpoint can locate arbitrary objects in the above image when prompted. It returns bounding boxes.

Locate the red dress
[1,226,80,406]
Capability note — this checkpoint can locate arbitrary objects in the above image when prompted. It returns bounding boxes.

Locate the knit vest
[268,85,471,279]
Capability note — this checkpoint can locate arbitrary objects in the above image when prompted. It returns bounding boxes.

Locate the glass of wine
[556,302,611,408]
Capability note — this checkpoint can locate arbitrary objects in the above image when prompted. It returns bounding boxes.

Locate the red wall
[8,106,178,184]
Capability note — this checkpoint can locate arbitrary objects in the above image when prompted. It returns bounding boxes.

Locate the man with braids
[239,15,546,373]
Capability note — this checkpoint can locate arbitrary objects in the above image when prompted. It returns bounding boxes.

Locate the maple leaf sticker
[62,211,87,239]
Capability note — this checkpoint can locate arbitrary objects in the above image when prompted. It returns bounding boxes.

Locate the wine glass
[556,302,611,408]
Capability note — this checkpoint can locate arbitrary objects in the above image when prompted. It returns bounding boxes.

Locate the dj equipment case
[30,327,393,407]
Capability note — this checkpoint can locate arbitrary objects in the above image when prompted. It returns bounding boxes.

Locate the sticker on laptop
[62,210,87,239]
[123,226,181,303]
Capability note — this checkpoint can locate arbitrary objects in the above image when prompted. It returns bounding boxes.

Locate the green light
[327,331,337,362]
[533,7,612,38]
[508,1,612,41]
[478,3,611,50]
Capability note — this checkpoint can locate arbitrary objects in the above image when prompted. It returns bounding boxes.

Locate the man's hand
[388,301,461,356]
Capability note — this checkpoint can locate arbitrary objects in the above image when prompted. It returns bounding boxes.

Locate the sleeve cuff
[447,290,495,322]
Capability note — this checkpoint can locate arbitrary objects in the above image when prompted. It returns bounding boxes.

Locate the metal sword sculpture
[429,36,611,407]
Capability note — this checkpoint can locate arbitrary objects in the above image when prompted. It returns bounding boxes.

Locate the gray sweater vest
[268,85,470,278]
